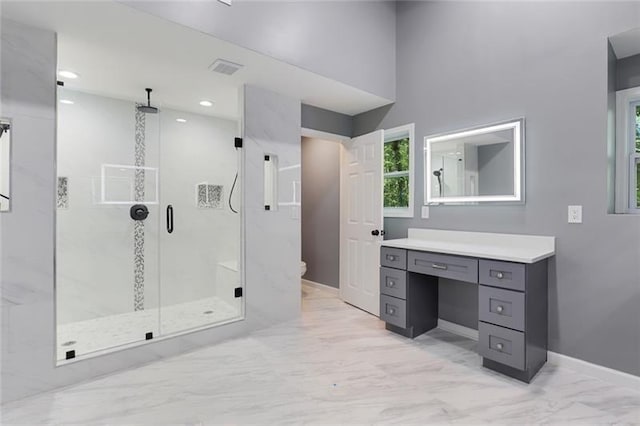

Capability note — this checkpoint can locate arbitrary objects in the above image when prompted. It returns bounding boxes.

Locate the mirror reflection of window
[0,119,11,212]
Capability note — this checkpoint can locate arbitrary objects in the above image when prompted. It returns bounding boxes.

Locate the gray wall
[0,19,302,403]
[301,137,341,288]
[616,53,640,90]
[302,104,353,137]
[358,1,640,376]
[121,0,396,101]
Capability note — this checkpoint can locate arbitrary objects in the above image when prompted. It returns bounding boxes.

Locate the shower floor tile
[56,297,240,360]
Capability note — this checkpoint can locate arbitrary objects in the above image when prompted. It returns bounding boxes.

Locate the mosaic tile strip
[133,106,146,312]
[197,184,223,209]
[208,185,223,209]
[197,183,208,208]
[57,176,69,209]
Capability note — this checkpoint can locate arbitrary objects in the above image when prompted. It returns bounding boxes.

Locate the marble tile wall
[0,19,301,403]
[242,85,302,327]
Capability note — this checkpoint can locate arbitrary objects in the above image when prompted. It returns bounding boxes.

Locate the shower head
[0,123,10,139]
[137,88,158,114]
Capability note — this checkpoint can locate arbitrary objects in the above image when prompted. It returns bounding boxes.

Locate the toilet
[300,261,307,277]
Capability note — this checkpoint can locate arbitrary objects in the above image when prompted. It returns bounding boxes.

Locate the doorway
[300,128,385,316]
[301,133,343,294]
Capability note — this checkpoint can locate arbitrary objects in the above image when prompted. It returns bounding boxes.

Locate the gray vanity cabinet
[379,246,549,383]
[477,258,548,383]
[379,263,438,338]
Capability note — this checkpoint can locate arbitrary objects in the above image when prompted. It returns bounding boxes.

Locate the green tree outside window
[384,138,410,208]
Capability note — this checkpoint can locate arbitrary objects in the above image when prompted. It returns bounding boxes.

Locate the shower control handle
[130,204,149,221]
[166,205,174,234]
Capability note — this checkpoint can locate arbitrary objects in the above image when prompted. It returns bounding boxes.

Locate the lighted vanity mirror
[425,118,524,204]
[0,118,11,212]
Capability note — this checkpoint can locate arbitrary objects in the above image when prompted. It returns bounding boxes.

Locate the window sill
[384,208,413,218]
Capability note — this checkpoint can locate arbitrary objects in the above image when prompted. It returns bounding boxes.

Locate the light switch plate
[568,205,582,223]
[421,206,430,219]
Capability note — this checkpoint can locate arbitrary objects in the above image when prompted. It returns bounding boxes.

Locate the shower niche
[55,86,244,362]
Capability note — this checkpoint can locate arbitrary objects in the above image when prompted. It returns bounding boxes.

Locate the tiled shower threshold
[56,296,242,364]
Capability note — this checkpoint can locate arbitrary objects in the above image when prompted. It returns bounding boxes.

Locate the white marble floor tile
[2,283,639,425]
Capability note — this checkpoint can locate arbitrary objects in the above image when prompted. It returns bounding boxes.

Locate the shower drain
[203,310,214,315]
[62,340,76,347]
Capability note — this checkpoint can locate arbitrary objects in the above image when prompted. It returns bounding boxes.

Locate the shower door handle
[166,205,174,234]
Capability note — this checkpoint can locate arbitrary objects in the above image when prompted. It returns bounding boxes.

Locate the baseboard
[437,319,479,341]
[547,351,640,392]
[437,319,640,392]
[301,279,339,296]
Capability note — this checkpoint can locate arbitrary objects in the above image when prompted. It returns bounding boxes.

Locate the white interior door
[340,130,383,316]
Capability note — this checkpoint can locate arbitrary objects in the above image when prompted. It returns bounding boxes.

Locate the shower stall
[55,87,244,361]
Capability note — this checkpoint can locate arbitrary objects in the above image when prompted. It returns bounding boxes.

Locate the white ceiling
[610,27,640,60]
[2,1,392,120]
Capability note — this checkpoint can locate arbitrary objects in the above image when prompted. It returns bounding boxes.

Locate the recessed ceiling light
[60,99,74,105]
[176,118,187,123]
[58,70,79,79]
[199,100,214,107]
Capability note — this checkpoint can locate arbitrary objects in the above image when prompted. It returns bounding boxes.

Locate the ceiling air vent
[209,59,243,76]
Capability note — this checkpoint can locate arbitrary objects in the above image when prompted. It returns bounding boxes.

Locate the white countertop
[382,229,555,264]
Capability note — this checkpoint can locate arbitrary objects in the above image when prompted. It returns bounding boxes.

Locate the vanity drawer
[407,251,478,283]
[479,259,525,291]
[380,295,407,329]
[479,322,525,371]
[380,267,407,299]
[479,285,525,331]
[380,247,407,270]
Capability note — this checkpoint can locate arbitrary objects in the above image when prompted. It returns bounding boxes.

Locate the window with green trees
[384,137,410,208]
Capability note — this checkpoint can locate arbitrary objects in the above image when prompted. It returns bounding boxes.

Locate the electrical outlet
[568,205,582,224]
[421,206,430,219]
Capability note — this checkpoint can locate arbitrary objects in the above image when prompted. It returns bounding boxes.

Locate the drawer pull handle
[388,281,395,287]
[388,308,395,315]
[496,271,504,279]
[496,305,504,314]
[386,255,397,261]
[431,263,448,270]
[496,343,504,351]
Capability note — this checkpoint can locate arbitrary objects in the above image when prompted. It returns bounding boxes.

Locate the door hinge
[234,137,243,148]
[234,287,243,298]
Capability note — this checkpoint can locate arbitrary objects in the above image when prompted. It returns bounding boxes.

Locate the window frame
[383,123,415,218]
[615,88,640,214]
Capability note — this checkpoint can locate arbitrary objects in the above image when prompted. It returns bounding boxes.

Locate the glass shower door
[158,109,243,336]
[56,88,161,361]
